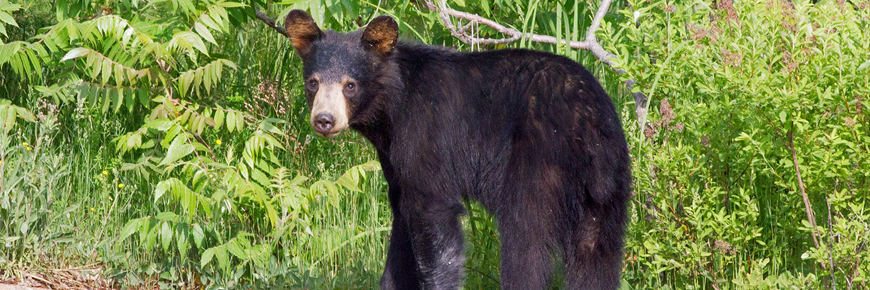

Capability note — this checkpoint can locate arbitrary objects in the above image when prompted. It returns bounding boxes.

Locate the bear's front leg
[378,151,423,290]
[381,188,422,290]
[400,190,466,290]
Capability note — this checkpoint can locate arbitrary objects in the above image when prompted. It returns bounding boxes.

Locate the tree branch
[255,10,289,38]
[424,0,621,70]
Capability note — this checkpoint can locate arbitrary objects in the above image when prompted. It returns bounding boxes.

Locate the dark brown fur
[283,10,631,290]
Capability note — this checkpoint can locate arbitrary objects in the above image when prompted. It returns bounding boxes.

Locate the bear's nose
[314,113,335,133]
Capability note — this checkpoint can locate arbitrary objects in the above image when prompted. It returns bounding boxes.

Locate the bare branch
[423,0,619,68]
[255,10,290,38]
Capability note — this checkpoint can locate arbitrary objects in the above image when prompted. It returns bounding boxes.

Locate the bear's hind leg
[565,206,625,290]
[497,209,555,290]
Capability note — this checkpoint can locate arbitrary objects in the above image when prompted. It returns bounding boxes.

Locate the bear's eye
[344,83,356,92]
[306,79,319,91]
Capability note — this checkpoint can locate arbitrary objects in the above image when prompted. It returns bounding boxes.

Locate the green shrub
[604,0,870,288]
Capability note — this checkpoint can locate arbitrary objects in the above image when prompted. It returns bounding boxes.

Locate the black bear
[284,10,631,290]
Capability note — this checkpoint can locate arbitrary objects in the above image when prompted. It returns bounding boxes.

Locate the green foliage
[0,0,20,40]
[604,0,870,288]
[0,108,78,269]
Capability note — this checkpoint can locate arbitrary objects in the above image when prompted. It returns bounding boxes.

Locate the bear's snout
[313,113,335,135]
[309,81,349,138]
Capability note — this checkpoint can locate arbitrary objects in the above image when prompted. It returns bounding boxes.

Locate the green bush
[604,0,870,288]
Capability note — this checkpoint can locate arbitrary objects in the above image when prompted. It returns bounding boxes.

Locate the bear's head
[284,10,399,138]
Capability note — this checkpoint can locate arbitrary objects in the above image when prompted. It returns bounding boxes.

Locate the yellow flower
[26,146,32,151]
[22,142,28,146]
[102,170,108,175]
[90,207,95,212]
[216,139,222,145]
[118,183,124,188]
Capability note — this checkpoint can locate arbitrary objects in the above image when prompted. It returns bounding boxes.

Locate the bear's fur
[284,10,631,290]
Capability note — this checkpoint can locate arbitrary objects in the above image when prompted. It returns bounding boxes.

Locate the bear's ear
[284,10,322,55]
[361,15,398,57]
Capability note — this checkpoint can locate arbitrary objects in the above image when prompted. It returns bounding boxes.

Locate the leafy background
[0,0,868,289]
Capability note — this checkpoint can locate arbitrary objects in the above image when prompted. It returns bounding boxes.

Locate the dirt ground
[0,283,49,290]
[0,267,113,290]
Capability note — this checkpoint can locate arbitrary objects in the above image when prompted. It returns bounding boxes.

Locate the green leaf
[191,224,205,249]
[214,109,224,130]
[118,219,141,242]
[194,22,217,45]
[218,2,246,8]
[13,107,34,122]
[0,11,17,27]
[138,89,149,107]
[227,240,247,260]
[112,87,124,113]
[227,111,236,132]
[175,224,189,257]
[859,60,870,71]
[156,211,179,221]
[100,59,112,84]
[172,31,208,56]
[4,105,16,132]
[160,133,195,165]
[215,246,229,269]
[337,171,362,192]
[61,48,91,62]
[201,247,216,267]
[160,222,173,252]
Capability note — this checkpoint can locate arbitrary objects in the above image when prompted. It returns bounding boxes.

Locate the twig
[255,10,289,38]
[787,129,819,249]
